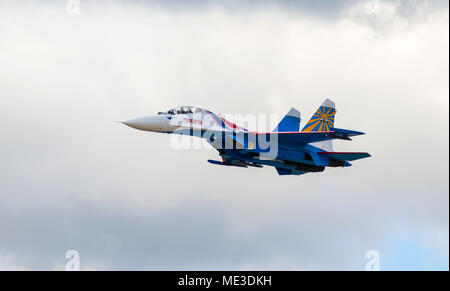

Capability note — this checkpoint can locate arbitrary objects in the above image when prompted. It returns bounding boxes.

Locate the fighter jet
[122,99,370,176]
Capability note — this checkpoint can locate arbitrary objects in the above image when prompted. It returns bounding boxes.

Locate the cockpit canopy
[158,106,204,115]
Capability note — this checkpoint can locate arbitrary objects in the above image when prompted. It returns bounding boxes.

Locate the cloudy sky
[0,0,448,270]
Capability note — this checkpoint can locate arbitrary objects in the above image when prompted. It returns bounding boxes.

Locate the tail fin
[273,107,301,132]
[302,98,336,151]
[301,98,336,132]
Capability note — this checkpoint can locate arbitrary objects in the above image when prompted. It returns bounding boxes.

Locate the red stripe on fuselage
[220,117,246,131]
[250,131,334,135]
[318,152,367,154]
[183,118,202,125]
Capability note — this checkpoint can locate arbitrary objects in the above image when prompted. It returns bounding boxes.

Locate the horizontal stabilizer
[331,127,365,140]
[318,152,371,161]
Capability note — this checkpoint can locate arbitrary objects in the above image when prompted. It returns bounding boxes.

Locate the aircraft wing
[252,128,365,145]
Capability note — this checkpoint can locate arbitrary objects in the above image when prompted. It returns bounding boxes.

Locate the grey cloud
[112,0,449,18]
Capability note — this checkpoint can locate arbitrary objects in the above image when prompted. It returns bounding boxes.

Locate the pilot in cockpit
[159,106,201,115]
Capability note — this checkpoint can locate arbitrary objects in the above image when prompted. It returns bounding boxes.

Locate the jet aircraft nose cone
[121,115,173,132]
[122,117,152,130]
[122,118,141,128]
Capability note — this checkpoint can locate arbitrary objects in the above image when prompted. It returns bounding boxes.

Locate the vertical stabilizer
[273,107,301,132]
[302,99,336,151]
[301,98,336,132]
